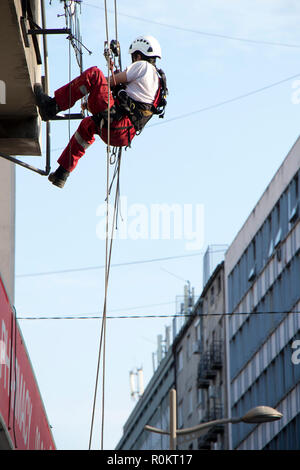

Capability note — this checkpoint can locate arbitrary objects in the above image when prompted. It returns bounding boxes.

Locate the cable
[148,71,300,128]
[88,1,121,451]
[17,310,300,321]
[84,3,300,50]
[15,248,227,278]
[16,300,179,318]
[46,70,300,146]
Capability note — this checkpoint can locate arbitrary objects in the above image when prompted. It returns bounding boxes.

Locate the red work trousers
[54,66,136,172]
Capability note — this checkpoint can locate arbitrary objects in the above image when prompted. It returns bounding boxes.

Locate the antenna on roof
[129,367,144,401]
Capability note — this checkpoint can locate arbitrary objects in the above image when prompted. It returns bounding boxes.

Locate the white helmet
[128,35,162,59]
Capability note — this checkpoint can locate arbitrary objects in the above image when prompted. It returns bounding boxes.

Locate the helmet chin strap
[131,52,142,63]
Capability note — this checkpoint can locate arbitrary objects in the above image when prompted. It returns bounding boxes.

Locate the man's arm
[109,70,127,88]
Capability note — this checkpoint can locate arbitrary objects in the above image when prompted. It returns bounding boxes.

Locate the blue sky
[13,0,300,449]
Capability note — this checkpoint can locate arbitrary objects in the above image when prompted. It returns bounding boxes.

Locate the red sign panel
[0,277,55,449]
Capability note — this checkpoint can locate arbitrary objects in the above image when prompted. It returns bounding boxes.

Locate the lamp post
[144,388,283,450]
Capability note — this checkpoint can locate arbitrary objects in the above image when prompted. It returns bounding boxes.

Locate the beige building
[0,160,15,304]
[197,262,228,449]
[174,262,229,450]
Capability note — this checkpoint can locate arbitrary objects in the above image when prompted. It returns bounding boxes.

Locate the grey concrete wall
[0,158,15,304]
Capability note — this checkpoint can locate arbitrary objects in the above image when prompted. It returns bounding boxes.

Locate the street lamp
[144,389,283,450]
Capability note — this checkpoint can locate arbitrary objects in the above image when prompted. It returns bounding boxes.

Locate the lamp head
[242,406,283,424]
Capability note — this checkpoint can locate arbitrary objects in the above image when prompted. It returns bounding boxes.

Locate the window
[197,388,204,407]
[178,401,183,428]
[276,201,280,227]
[195,319,201,342]
[289,174,299,224]
[177,349,183,372]
[188,388,193,416]
[210,286,215,306]
[268,215,274,258]
[186,335,192,359]
[217,274,221,294]
[253,238,256,262]
[274,227,282,248]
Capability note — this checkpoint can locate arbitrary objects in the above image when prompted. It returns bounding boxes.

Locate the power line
[84,3,300,49]
[16,249,226,278]
[149,71,300,128]
[46,72,300,146]
[17,310,300,321]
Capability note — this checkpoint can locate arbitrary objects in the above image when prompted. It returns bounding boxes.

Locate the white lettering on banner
[14,361,33,449]
[0,320,11,396]
[0,340,5,365]
[0,319,33,448]
[35,426,45,450]
[0,311,52,449]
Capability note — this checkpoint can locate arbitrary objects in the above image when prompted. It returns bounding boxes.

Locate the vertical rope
[88,0,119,450]
[88,155,122,450]
[68,27,72,171]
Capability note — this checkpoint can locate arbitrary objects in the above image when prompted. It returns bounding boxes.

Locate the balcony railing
[197,341,223,387]
[198,404,224,449]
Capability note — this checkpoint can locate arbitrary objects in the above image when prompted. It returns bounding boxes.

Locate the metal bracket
[0,0,52,176]
[0,120,51,176]
[28,27,72,35]
[0,0,87,175]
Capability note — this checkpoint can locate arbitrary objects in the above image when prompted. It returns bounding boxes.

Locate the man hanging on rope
[34,35,167,188]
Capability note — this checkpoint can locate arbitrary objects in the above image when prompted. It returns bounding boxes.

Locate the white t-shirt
[125,61,159,104]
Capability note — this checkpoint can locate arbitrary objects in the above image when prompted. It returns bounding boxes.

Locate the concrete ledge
[0,0,42,156]
[0,116,41,155]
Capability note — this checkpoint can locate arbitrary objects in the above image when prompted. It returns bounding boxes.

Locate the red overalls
[54,66,136,172]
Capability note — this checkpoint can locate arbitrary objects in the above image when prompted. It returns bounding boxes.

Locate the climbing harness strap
[152,67,168,118]
[92,66,168,147]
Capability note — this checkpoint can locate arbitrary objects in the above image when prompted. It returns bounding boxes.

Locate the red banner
[0,277,55,450]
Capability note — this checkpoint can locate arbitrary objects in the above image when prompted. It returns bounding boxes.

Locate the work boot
[48,166,70,188]
[34,84,60,121]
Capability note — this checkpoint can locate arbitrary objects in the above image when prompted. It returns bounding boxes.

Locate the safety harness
[92,66,168,146]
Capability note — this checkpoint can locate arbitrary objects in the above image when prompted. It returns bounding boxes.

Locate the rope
[68,22,72,170]
[88,152,122,450]
[88,0,121,450]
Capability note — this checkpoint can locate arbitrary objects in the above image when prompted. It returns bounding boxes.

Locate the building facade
[116,283,196,450]
[172,305,202,450]
[225,136,300,449]
[195,262,228,450]
[115,346,175,450]
[116,266,229,451]
[0,159,15,304]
